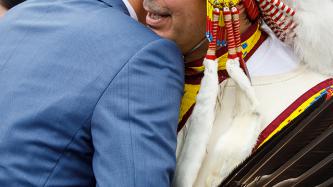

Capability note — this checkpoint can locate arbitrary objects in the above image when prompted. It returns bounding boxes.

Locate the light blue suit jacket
[0,0,184,186]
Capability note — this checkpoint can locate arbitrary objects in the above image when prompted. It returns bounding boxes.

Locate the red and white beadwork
[243,0,260,21]
[257,0,296,41]
[232,6,250,78]
[223,7,238,59]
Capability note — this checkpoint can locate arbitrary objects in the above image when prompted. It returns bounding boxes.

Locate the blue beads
[242,43,248,49]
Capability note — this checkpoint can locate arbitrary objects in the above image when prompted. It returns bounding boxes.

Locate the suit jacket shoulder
[0,0,184,186]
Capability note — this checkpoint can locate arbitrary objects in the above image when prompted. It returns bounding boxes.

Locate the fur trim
[173,58,219,187]
[292,0,333,75]
[209,104,262,186]
[203,59,263,186]
[226,59,259,111]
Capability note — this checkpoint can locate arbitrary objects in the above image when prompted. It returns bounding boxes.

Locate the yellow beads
[207,0,241,26]
[207,0,241,8]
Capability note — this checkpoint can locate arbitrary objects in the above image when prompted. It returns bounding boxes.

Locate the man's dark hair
[1,0,25,9]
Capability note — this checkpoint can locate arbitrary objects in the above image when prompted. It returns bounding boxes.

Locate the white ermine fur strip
[206,59,262,186]
[173,58,219,187]
[225,59,259,111]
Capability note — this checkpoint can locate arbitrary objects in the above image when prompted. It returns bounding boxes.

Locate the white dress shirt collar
[121,0,138,20]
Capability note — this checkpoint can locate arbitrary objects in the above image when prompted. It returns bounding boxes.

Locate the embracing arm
[91,38,184,187]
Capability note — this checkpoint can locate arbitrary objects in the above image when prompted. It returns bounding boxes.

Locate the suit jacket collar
[98,0,130,16]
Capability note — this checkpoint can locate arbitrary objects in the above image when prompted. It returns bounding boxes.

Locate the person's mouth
[144,5,171,29]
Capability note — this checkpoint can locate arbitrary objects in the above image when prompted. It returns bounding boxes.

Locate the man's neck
[184,40,209,62]
[185,5,252,62]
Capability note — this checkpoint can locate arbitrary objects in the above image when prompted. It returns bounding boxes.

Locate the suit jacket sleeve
[90,38,184,187]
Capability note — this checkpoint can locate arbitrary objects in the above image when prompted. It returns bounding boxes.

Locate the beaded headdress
[205,0,296,76]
